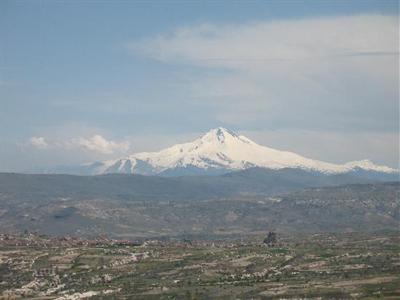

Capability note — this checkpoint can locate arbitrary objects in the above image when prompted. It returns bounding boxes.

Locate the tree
[263,232,277,247]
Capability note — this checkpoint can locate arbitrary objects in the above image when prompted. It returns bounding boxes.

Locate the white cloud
[67,135,130,154]
[132,15,397,70]
[29,137,49,149]
[130,15,399,131]
[28,134,130,155]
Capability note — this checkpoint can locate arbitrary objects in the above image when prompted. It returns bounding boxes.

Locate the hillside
[0,171,398,238]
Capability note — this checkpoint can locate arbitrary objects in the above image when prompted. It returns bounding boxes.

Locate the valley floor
[0,232,399,299]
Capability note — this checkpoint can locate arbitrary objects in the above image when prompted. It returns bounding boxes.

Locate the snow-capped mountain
[71,127,398,177]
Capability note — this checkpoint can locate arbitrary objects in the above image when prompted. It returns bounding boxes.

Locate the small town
[1,232,399,299]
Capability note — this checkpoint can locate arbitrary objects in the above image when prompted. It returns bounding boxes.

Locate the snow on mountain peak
[81,127,398,176]
[344,159,398,173]
[200,127,239,144]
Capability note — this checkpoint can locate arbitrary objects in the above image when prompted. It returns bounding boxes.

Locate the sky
[0,0,399,172]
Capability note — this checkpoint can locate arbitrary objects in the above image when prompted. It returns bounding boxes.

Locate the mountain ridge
[52,127,398,176]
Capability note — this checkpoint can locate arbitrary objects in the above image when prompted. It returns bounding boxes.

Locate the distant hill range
[0,170,398,238]
[50,127,399,178]
[1,167,398,202]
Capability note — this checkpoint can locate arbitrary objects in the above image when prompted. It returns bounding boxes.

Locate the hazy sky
[1,0,399,172]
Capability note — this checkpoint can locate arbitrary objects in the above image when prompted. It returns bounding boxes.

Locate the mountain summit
[63,127,398,176]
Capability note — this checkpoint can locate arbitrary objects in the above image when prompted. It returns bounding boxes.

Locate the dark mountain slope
[0,168,375,202]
